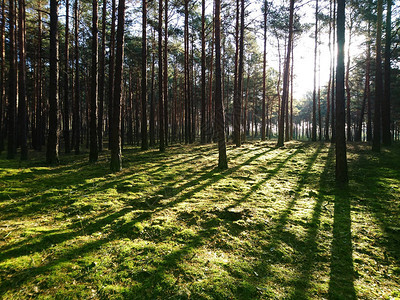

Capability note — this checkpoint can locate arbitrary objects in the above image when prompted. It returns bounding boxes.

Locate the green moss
[0,142,399,299]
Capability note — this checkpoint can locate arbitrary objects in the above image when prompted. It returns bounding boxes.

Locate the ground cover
[0,141,399,299]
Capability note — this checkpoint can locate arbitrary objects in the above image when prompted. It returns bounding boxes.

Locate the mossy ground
[0,141,399,299]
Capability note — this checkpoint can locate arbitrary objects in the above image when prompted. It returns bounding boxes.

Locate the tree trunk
[64,0,71,153]
[110,0,125,172]
[164,0,168,146]
[261,1,268,141]
[277,0,294,147]
[73,0,80,154]
[18,0,28,160]
[335,0,348,184]
[98,0,106,152]
[372,0,383,152]
[108,0,116,150]
[331,0,336,143]
[7,0,16,159]
[141,0,148,150]
[47,0,60,164]
[382,0,392,146]
[345,17,353,141]
[201,0,206,144]
[0,0,4,152]
[215,0,227,169]
[234,0,244,147]
[89,0,98,162]
[158,0,165,152]
[312,0,318,142]
[149,49,155,147]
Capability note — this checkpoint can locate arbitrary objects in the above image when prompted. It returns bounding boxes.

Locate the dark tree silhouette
[141,0,148,150]
[110,0,125,171]
[215,0,227,169]
[382,0,392,146]
[335,0,348,184]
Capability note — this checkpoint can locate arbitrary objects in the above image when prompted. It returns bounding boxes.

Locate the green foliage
[0,142,399,299]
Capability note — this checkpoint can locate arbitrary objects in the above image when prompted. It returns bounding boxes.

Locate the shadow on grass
[0,143,277,296]
[328,185,356,299]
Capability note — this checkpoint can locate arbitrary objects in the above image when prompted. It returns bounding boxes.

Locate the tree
[47,0,60,164]
[98,0,107,152]
[335,0,348,184]
[110,0,125,171]
[234,0,244,147]
[141,0,148,150]
[18,0,28,160]
[261,0,268,141]
[73,0,80,154]
[163,0,168,146]
[7,0,16,159]
[382,0,392,146]
[201,0,206,144]
[0,0,4,152]
[64,0,71,153]
[277,0,294,148]
[159,0,165,152]
[312,0,318,142]
[215,0,227,169]
[89,0,98,162]
[108,0,116,150]
[372,0,383,152]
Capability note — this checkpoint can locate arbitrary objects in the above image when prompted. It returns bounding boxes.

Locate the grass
[0,141,399,299]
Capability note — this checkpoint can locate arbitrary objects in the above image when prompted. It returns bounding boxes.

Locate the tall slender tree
[200,0,206,144]
[18,0,28,160]
[47,0,60,164]
[98,0,107,151]
[73,0,80,154]
[372,0,383,152]
[64,0,71,153]
[382,0,392,146]
[89,0,98,162]
[234,0,244,147]
[261,0,268,141]
[7,0,16,159]
[0,0,4,152]
[277,0,294,147]
[108,0,116,150]
[141,0,148,150]
[159,0,165,151]
[335,0,348,183]
[110,0,125,171]
[312,0,318,141]
[164,0,168,146]
[215,0,227,169]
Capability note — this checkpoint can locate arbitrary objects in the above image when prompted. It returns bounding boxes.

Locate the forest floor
[0,141,399,299]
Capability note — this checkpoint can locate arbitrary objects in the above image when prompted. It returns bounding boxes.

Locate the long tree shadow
[328,185,356,299]
[0,144,279,295]
[290,144,334,298]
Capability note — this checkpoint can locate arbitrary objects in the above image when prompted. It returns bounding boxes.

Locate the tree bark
[7,0,16,159]
[73,0,80,154]
[110,0,125,172]
[201,0,206,144]
[335,0,348,184]
[261,0,268,141]
[141,0,148,150]
[215,0,227,169]
[98,0,106,152]
[158,0,165,152]
[64,0,71,153]
[345,17,353,141]
[108,0,116,150]
[0,0,4,152]
[163,0,168,146]
[277,0,294,147]
[89,0,98,162]
[18,0,28,160]
[312,0,318,142]
[47,0,60,164]
[382,0,392,146]
[372,0,383,152]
